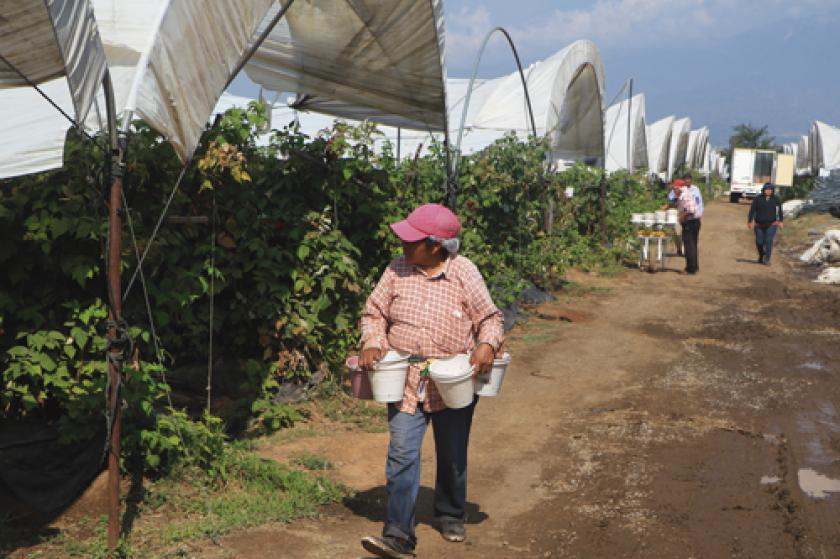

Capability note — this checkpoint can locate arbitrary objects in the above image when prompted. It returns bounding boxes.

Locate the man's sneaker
[438,519,466,542]
[360,536,416,558]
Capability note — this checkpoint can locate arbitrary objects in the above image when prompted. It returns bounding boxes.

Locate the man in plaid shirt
[360,203,504,559]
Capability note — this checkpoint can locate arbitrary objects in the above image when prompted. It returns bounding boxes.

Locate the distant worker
[748,183,784,265]
[677,176,704,274]
[666,180,685,256]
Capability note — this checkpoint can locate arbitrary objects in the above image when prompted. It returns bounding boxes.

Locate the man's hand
[778,221,784,229]
[470,343,495,377]
[359,347,383,370]
[748,222,754,230]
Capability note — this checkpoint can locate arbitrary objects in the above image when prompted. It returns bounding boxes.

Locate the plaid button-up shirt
[361,255,504,414]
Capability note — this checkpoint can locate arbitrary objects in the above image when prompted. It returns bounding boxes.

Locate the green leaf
[38,353,57,372]
[70,326,89,349]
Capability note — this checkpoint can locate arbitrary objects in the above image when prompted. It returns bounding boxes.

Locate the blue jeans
[383,399,477,547]
[755,224,777,262]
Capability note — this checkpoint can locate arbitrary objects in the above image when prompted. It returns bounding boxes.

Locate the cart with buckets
[631,209,678,271]
[346,350,513,408]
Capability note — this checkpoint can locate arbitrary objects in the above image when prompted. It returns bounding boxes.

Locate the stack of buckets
[346,350,410,402]
[347,351,512,409]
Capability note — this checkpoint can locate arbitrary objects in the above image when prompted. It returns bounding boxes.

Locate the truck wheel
[729,193,741,204]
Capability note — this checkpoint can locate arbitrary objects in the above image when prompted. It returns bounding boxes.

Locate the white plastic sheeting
[698,129,710,171]
[0,0,278,177]
[712,150,727,176]
[604,93,647,173]
[710,150,728,177]
[815,267,840,285]
[0,0,107,124]
[716,151,728,177]
[245,0,447,132]
[646,116,674,177]
[784,141,811,176]
[0,0,108,179]
[685,127,708,170]
[809,120,840,173]
[0,78,77,178]
[797,135,810,173]
[783,141,798,161]
[447,40,605,168]
[667,117,691,181]
[446,77,519,156]
[686,130,701,169]
[89,0,277,162]
[0,0,450,179]
[298,40,608,167]
[782,199,807,219]
[709,150,722,175]
[800,230,840,265]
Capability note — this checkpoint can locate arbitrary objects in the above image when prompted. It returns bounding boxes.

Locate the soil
[11,200,840,558]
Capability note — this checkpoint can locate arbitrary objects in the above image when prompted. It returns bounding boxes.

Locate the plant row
[0,102,666,473]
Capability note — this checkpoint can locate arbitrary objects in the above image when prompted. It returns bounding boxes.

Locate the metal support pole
[705,146,712,198]
[101,3,298,552]
[396,127,401,161]
[626,78,633,171]
[105,177,123,556]
[103,70,124,555]
[599,171,607,246]
[224,0,296,90]
[450,27,537,191]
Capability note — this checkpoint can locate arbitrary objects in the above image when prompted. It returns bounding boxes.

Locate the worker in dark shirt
[747,183,784,265]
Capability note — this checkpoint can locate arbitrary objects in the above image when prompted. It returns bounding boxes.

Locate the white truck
[728,148,794,203]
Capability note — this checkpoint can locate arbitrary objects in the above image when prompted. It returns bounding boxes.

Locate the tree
[722,123,778,162]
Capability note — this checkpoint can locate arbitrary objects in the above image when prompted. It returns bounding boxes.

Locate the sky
[231,0,840,147]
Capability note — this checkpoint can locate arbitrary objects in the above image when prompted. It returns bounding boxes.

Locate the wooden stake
[106,171,123,554]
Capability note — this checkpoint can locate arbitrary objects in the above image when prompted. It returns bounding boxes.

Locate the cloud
[445,6,494,59]
[514,0,716,47]
[444,0,840,73]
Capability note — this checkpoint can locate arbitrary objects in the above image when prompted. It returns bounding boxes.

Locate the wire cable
[120,189,191,458]
[0,52,104,149]
[122,162,191,302]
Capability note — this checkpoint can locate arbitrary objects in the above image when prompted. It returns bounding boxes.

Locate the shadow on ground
[344,485,489,529]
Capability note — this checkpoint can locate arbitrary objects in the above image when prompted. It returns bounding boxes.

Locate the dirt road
[203,201,840,558]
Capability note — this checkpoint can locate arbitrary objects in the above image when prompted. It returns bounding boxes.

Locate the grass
[518,332,557,344]
[292,451,333,471]
[2,444,344,558]
[782,212,840,247]
[313,382,388,433]
[0,381,386,557]
[558,280,611,299]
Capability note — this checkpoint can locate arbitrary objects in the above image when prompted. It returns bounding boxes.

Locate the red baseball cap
[390,203,461,242]
[672,179,687,187]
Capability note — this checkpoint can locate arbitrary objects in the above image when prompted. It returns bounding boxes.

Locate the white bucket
[630,213,643,224]
[654,210,667,224]
[429,354,475,409]
[379,350,410,365]
[666,209,679,224]
[370,351,410,402]
[474,353,511,397]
